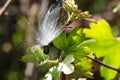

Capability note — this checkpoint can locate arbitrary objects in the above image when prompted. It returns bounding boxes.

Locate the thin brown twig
[86,56,120,73]
[0,0,12,16]
[85,18,97,23]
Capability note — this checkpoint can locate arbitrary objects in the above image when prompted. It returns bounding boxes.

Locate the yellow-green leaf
[82,19,120,80]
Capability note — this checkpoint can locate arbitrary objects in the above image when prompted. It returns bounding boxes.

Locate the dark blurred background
[0,0,120,80]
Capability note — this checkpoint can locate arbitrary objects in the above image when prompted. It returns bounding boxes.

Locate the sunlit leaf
[67,46,90,59]
[82,19,120,80]
[22,54,36,63]
[22,48,48,65]
[53,28,85,52]
[83,19,115,42]
[66,28,85,50]
[53,28,92,78]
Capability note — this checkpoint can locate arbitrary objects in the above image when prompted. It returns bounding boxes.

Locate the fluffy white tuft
[34,4,64,48]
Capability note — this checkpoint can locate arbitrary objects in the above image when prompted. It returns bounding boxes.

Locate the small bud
[63,0,78,10]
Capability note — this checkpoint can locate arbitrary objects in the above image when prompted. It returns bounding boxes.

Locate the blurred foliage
[0,0,120,80]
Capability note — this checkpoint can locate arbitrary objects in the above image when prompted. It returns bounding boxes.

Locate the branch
[86,56,120,73]
[0,0,12,16]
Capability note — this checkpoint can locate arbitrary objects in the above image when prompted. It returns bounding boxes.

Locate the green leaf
[101,42,120,80]
[73,47,93,78]
[53,28,92,78]
[83,19,115,42]
[66,28,85,50]
[75,58,93,78]
[22,48,48,65]
[53,28,85,52]
[80,39,115,57]
[22,54,36,63]
[82,19,120,80]
[67,46,90,59]
[53,32,67,51]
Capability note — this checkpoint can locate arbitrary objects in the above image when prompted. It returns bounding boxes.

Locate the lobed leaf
[53,28,92,78]
[22,48,48,65]
[53,28,85,52]
[82,19,120,80]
